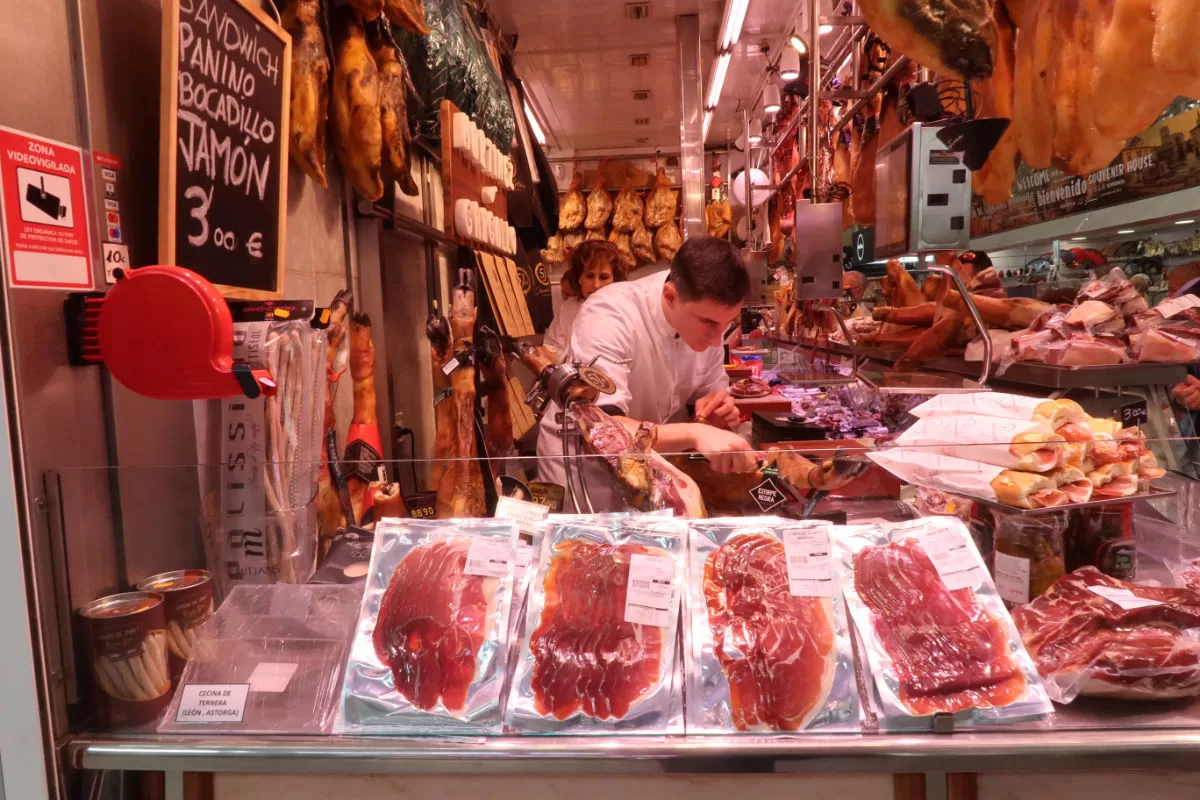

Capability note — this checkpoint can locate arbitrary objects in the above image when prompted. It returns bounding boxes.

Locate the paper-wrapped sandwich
[867,450,1070,510]
[910,394,1087,430]
[895,415,1066,473]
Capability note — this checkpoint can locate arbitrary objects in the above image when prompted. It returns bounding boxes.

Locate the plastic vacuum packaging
[686,518,858,733]
[1013,568,1200,702]
[342,518,518,735]
[159,584,361,734]
[837,517,1052,729]
[895,415,1065,472]
[506,516,686,734]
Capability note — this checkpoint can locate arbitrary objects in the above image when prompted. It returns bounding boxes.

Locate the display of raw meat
[384,0,430,34]
[858,0,997,79]
[282,0,330,186]
[434,274,485,518]
[529,538,668,720]
[631,218,655,263]
[853,538,1027,714]
[706,197,732,238]
[570,404,706,518]
[850,121,879,226]
[332,7,384,200]
[369,28,419,196]
[643,167,678,228]
[372,538,495,711]
[584,173,613,231]
[729,377,771,398]
[559,173,586,231]
[611,173,644,232]
[703,533,835,731]
[654,220,682,261]
[1012,567,1200,701]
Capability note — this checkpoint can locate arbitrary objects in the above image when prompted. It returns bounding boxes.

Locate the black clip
[932,712,955,734]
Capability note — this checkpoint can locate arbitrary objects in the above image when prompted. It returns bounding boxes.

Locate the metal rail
[828,55,910,139]
[922,264,993,386]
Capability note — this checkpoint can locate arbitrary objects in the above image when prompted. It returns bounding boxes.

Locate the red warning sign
[0,126,92,290]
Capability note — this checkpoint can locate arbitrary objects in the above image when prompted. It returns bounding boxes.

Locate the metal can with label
[135,570,214,682]
[81,591,171,728]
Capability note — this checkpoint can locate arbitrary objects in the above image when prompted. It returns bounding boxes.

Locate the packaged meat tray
[159,584,361,734]
[506,516,686,734]
[341,518,518,734]
[1012,567,1200,702]
[686,518,858,733]
[837,518,1052,729]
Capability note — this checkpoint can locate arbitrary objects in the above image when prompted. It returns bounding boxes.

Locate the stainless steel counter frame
[70,729,1200,777]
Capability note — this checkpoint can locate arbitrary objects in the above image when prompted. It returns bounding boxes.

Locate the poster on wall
[972,99,1200,238]
[0,126,93,290]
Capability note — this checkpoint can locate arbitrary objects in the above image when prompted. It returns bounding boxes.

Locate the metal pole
[743,107,753,247]
[808,0,821,203]
[828,56,910,139]
[676,14,705,240]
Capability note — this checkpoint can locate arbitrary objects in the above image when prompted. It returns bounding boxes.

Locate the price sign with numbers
[159,0,290,299]
[1120,400,1149,428]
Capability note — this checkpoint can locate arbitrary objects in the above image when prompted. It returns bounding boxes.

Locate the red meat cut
[373,538,495,712]
[854,538,1026,714]
[530,539,666,720]
[1012,567,1200,700]
[704,533,835,730]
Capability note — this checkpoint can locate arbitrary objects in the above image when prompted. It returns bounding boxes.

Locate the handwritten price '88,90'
[183,184,263,258]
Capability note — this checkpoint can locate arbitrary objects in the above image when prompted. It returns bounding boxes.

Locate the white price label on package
[919,528,987,591]
[174,684,249,723]
[248,662,299,693]
[464,536,513,578]
[993,551,1031,606]
[624,553,676,628]
[494,495,549,534]
[782,527,837,597]
[1155,294,1200,319]
[1088,584,1163,611]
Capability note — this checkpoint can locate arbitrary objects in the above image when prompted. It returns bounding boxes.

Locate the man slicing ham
[537,236,758,511]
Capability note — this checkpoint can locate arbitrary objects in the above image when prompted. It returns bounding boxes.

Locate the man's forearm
[613,417,699,453]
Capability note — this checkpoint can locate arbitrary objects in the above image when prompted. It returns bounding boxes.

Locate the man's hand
[690,425,758,473]
[1173,375,1200,410]
[694,389,741,430]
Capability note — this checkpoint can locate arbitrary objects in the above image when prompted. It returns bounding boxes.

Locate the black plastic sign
[160,0,291,298]
[750,477,790,513]
[1120,400,1149,428]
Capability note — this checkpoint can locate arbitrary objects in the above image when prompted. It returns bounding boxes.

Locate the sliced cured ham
[703,533,836,731]
[373,538,495,712]
[1012,568,1200,700]
[1051,466,1094,504]
[530,539,668,720]
[853,538,1027,714]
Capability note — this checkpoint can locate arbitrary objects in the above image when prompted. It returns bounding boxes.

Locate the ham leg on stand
[437,272,486,518]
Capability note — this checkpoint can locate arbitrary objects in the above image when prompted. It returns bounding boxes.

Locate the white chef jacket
[543,296,582,358]
[536,272,730,511]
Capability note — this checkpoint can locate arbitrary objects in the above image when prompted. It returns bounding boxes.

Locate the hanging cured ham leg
[426,308,454,495]
[436,272,486,518]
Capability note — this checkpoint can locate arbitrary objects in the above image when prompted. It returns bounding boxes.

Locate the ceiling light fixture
[779,48,801,81]
[1117,229,1136,234]
[819,23,834,34]
[1071,236,1087,241]
[706,51,732,109]
[790,32,807,54]
[718,0,750,52]
[1177,219,1197,225]
[523,100,547,146]
[702,110,713,141]
[763,83,782,114]
[748,118,763,145]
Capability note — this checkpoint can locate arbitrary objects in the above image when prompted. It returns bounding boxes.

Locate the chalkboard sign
[159,0,291,299]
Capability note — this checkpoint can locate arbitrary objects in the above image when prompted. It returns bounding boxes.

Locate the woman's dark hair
[667,236,750,306]
[563,240,625,295]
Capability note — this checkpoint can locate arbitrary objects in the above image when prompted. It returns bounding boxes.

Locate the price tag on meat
[1120,401,1149,428]
[494,495,549,535]
[993,551,1031,605]
[782,527,836,597]
[624,553,676,628]
[919,528,987,591]
[464,536,513,578]
[1155,294,1200,319]
[1088,585,1163,611]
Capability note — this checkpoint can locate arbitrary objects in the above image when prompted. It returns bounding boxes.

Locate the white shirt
[536,273,729,510]
[543,296,582,358]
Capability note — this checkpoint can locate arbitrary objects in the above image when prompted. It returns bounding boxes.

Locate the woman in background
[544,240,627,358]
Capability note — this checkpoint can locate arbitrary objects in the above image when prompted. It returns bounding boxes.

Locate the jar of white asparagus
[81,591,171,728]
[136,570,214,682]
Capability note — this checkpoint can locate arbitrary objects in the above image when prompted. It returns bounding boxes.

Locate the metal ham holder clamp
[507,339,616,513]
[858,263,994,395]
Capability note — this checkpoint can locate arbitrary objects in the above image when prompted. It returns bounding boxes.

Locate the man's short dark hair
[667,237,750,306]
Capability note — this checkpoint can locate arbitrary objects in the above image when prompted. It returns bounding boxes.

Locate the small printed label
[1156,294,1200,319]
[101,167,117,182]
[750,476,791,512]
[993,551,1031,606]
[920,528,987,591]
[441,355,460,375]
[247,662,299,693]
[174,684,249,723]
[782,527,836,597]
[494,495,549,535]
[624,553,676,628]
[101,241,129,284]
[1088,584,1163,611]
[464,536,512,578]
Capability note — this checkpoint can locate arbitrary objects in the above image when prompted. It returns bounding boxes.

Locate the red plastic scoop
[87,266,275,400]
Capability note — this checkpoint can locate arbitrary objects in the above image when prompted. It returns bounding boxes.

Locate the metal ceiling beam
[677,13,706,241]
